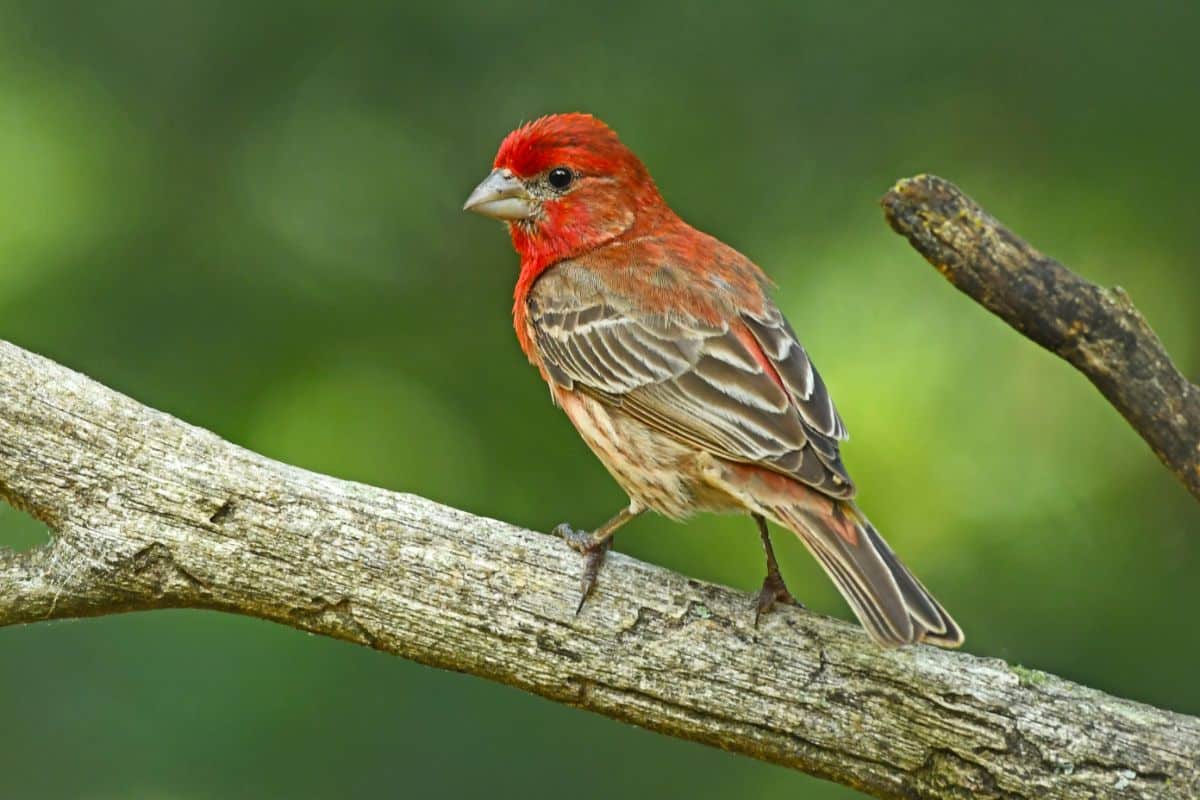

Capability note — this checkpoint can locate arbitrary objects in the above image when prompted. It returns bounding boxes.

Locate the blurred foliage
[1,1,1198,798]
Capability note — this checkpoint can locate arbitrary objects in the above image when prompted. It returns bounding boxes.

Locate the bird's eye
[547,167,574,190]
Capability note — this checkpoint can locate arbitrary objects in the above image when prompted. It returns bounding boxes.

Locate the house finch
[464,113,963,647]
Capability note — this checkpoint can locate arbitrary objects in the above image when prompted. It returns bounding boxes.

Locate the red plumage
[465,113,963,647]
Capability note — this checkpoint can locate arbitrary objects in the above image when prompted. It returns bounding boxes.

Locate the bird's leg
[754,514,801,626]
[554,504,642,613]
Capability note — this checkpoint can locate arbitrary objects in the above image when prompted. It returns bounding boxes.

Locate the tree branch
[1,341,1197,798]
[882,174,1200,502]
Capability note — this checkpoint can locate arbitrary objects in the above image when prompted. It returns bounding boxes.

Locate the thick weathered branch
[0,340,1197,799]
[882,174,1200,502]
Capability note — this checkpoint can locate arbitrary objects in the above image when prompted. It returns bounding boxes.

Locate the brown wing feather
[528,265,855,499]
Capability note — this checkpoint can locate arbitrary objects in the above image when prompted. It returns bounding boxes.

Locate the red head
[463,114,670,267]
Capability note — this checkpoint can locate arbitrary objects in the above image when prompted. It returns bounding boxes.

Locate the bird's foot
[754,570,802,627]
[553,523,613,614]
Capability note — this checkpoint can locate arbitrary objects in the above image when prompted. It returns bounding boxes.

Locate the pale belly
[555,388,743,520]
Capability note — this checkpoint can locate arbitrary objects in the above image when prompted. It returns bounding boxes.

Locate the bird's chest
[553,387,727,520]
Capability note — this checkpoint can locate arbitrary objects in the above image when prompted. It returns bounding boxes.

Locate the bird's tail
[769,497,963,648]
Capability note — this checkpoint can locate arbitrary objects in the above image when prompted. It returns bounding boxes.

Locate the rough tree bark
[1,339,1198,799]
[882,174,1200,503]
[3,175,1199,799]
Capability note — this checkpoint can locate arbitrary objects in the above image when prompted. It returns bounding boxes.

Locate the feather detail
[525,257,855,498]
[700,458,963,647]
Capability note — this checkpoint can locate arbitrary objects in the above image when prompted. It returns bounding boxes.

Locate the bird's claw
[555,522,596,554]
[754,571,802,627]
[554,523,613,614]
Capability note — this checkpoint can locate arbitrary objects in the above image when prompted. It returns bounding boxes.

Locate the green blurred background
[2,2,1198,798]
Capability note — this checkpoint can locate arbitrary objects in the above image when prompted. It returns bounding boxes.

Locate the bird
[463,113,963,647]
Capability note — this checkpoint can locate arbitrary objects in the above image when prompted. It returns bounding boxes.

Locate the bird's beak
[463,169,533,221]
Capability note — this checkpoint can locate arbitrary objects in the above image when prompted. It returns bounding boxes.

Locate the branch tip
[883,173,1200,502]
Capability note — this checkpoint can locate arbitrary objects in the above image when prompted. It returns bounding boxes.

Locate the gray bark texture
[882,174,1200,503]
[1,338,1198,799]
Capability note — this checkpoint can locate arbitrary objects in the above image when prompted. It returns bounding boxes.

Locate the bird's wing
[528,271,854,499]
